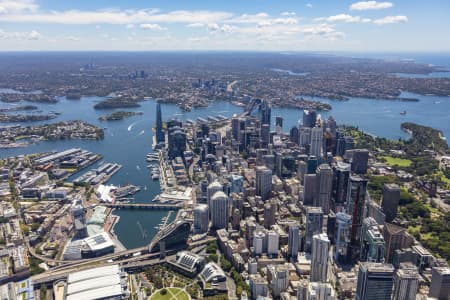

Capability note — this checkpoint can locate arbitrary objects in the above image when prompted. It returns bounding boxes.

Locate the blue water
[272,92,450,140]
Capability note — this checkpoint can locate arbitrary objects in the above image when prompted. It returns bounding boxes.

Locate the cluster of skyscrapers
[160,98,449,299]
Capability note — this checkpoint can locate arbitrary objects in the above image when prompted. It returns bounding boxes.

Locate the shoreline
[105,208,127,251]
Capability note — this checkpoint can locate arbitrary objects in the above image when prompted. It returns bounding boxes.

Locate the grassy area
[149,288,189,300]
[380,156,412,167]
[434,170,450,189]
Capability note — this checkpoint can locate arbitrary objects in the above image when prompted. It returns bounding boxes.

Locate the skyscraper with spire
[156,102,165,144]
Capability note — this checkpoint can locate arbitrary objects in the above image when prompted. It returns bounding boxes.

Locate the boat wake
[138,130,145,135]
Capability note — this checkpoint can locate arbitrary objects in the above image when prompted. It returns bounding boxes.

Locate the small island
[0,105,38,112]
[99,111,143,121]
[94,97,141,109]
[0,113,57,123]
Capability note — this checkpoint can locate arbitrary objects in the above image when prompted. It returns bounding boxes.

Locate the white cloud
[185,23,204,28]
[350,1,393,11]
[0,28,40,39]
[63,35,80,41]
[0,9,232,25]
[316,14,371,23]
[0,0,38,14]
[306,3,313,8]
[126,24,135,29]
[373,15,408,25]
[227,13,269,24]
[281,11,296,16]
[140,23,166,30]
[207,23,220,32]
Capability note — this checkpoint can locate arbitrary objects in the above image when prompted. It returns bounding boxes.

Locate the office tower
[259,100,271,125]
[307,156,318,174]
[198,179,209,203]
[193,204,209,233]
[256,166,272,201]
[381,183,400,223]
[250,274,269,300]
[253,230,265,255]
[310,127,323,158]
[168,126,187,159]
[325,116,337,136]
[356,262,394,300]
[268,264,289,298]
[275,116,283,134]
[297,280,309,300]
[231,174,244,194]
[248,258,258,275]
[346,175,368,258]
[231,208,241,230]
[71,198,87,239]
[383,223,414,263]
[367,200,386,225]
[155,102,165,144]
[290,126,300,145]
[307,282,336,300]
[429,267,450,300]
[260,124,270,148]
[360,219,385,263]
[303,110,317,128]
[288,225,300,260]
[335,212,352,264]
[311,233,330,283]
[333,162,351,209]
[207,181,223,208]
[344,136,355,151]
[393,263,419,300]
[231,117,240,141]
[210,191,229,230]
[315,164,333,214]
[326,211,336,244]
[303,174,316,206]
[351,149,369,174]
[305,206,324,253]
[267,230,279,257]
[336,136,346,156]
[297,160,307,184]
[264,201,276,229]
[299,127,311,148]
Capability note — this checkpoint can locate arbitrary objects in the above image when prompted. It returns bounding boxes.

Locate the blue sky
[0,0,449,51]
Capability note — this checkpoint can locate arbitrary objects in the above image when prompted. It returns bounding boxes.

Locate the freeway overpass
[31,237,214,285]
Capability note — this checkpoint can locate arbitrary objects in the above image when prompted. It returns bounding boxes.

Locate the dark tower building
[259,100,271,125]
[381,183,401,223]
[156,102,165,144]
[346,175,368,261]
[303,110,317,128]
[290,126,299,145]
[351,149,369,174]
[333,162,351,210]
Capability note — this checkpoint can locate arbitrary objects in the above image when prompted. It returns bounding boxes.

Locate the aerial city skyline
[0,1,449,300]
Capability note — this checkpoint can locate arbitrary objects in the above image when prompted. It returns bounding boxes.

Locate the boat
[152,174,160,180]
[400,110,407,115]
[147,157,158,162]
